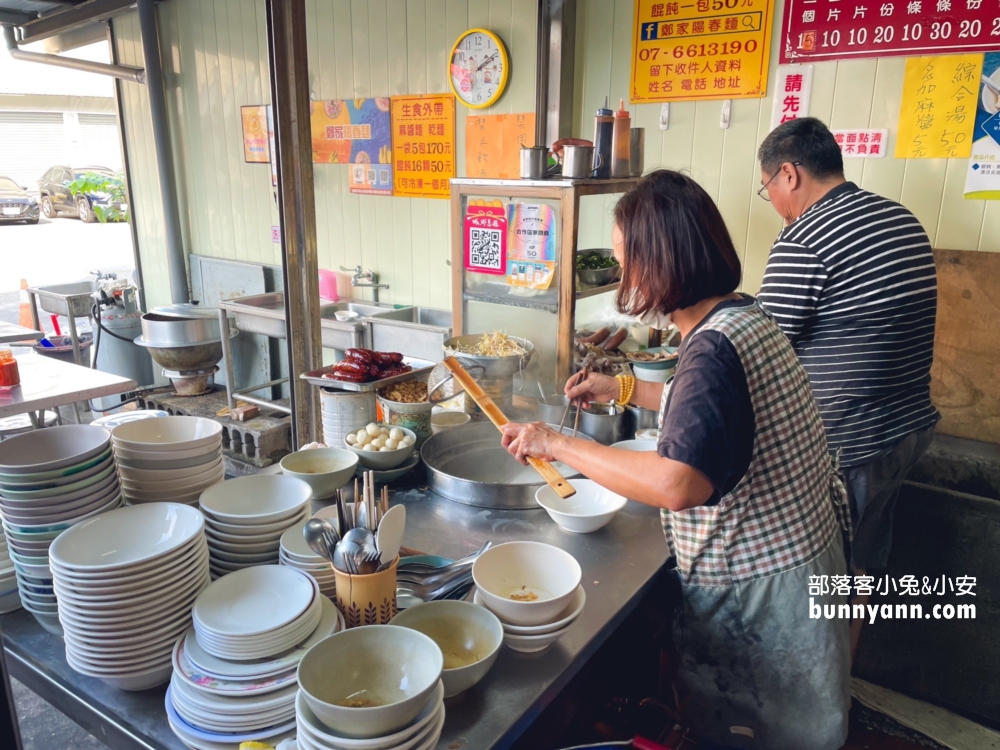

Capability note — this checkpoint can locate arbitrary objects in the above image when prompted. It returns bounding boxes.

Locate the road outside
[0,214,135,332]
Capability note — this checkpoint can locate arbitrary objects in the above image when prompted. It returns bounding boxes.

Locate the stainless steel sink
[367,306,452,363]
[320,301,391,319]
[27,280,102,318]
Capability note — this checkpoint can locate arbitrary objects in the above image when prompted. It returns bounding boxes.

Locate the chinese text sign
[464,200,508,275]
[464,113,536,179]
[780,0,1000,63]
[390,94,456,199]
[311,99,393,195]
[241,106,269,163]
[964,52,1000,199]
[832,129,889,157]
[630,0,775,102]
[896,54,982,158]
[769,64,814,129]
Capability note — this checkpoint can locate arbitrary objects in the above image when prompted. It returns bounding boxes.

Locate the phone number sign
[780,0,1000,62]
[630,0,776,102]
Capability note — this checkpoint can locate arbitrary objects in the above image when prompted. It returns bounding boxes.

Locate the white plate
[192,565,315,638]
[51,535,204,583]
[111,416,223,452]
[194,602,321,659]
[167,716,293,750]
[199,476,312,526]
[209,550,279,566]
[53,543,207,595]
[0,480,121,523]
[48,503,204,572]
[206,522,301,545]
[113,441,217,462]
[90,410,168,430]
[171,671,298,715]
[209,537,281,555]
[172,636,300,697]
[66,652,172,691]
[116,449,222,473]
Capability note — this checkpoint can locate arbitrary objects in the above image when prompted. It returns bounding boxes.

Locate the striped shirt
[757,182,939,468]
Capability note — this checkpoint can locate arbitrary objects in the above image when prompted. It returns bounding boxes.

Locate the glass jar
[0,347,20,390]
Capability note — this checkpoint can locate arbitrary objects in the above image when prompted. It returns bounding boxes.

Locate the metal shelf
[575,282,619,300]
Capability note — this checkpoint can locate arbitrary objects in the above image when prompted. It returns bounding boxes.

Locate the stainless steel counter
[0,484,670,750]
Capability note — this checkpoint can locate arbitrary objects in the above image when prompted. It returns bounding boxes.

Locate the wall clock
[449,28,509,110]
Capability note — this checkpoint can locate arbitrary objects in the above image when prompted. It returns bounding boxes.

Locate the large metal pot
[442,334,534,414]
[138,310,227,348]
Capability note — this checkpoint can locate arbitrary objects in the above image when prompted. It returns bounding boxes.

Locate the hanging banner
[629,0,775,103]
[241,106,270,163]
[465,113,536,179]
[832,129,890,158]
[506,203,556,290]
[464,200,508,275]
[965,52,1000,200]
[769,64,813,130]
[311,99,393,195]
[895,54,982,159]
[390,94,456,199]
[781,0,1000,63]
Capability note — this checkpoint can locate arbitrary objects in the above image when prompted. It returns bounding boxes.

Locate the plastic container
[378,393,433,446]
[0,347,19,390]
[320,389,376,448]
[611,99,631,178]
[593,98,614,180]
[318,269,339,301]
[31,334,94,366]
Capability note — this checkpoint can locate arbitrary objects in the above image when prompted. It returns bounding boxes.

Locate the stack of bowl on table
[471,541,586,653]
[296,625,447,750]
[0,425,124,634]
[111,416,224,506]
[199,475,312,579]
[48,502,210,690]
[279,520,336,598]
[0,526,19,613]
[167,565,342,750]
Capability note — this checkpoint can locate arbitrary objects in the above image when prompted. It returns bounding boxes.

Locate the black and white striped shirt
[757,182,939,468]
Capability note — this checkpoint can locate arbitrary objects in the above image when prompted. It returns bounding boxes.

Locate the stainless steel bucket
[579,403,626,445]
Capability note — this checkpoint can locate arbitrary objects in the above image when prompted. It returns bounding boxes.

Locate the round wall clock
[448,28,510,109]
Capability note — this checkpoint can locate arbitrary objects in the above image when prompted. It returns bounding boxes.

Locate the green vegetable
[575,252,618,270]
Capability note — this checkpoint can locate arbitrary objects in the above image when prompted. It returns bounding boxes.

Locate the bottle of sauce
[0,347,19,390]
[611,99,632,178]
[592,97,614,180]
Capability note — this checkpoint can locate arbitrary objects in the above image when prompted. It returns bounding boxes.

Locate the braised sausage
[372,351,404,366]
[602,327,629,352]
[345,348,375,363]
[334,360,378,376]
[576,327,611,346]
[379,365,412,378]
[330,371,370,383]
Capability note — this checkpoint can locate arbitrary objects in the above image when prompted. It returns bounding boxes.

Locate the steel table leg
[219,309,236,416]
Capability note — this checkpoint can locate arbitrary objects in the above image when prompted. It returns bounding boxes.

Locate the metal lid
[152,303,229,320]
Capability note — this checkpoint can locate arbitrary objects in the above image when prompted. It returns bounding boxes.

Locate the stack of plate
[279,520,335,598]
[111,416,224,506]
[48,502,209,690]
[166,568,341,750]
[0,425,124,634]
[0,527,19,614]
[199,476,312,578]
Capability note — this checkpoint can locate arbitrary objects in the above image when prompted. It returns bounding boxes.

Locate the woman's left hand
[501,422,565,465]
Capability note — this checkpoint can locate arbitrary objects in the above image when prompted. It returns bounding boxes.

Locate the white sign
[770,65,813,131]
[831,129,889,159]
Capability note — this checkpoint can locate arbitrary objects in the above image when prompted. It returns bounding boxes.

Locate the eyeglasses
[757,162,801,202]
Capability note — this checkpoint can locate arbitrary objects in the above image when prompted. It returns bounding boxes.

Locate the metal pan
[299,357,435,393]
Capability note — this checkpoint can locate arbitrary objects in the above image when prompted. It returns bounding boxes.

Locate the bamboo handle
[443,357,575,499]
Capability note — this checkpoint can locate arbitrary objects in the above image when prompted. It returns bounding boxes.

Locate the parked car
[37,165,124,223]
[0,176,40,225]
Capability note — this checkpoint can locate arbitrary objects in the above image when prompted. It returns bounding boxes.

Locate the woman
[501,171,851,750]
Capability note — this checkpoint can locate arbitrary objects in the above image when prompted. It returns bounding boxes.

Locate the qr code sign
[469,228,503,271]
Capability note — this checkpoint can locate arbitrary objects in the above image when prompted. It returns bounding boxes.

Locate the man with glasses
[755,117,939,659]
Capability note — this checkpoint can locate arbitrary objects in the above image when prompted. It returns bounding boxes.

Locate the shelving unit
[449,176,639,386]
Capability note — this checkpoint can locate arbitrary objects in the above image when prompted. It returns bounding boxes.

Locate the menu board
[895,54,982,158]
[780,0,1000,63]
[310,99,393,195]
[630,0,775,102]
[390,94,456,199]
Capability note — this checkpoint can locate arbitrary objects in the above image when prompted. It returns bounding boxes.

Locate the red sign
[463,202,507,276]
[779,0,1000,63]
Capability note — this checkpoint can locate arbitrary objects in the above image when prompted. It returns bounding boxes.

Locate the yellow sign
[629,0,774,103]
[465,113,535,179]
[390,94,456,199]
[240,105,269,164]
[896,55,983,160]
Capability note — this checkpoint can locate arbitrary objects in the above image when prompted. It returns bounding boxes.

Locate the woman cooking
[501,171,851,750]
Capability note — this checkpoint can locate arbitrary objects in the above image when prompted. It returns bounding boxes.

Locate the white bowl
[117,455,223,483]
[199,475,312,526]
[0,463,116,501]
[1,483,121,525]
[118,463,224,493]
[609,439,658,452]
[298,625,443,739]
[634,365,672,383]
[48,502,205,572]
[119,474,224,502]
[535,479,627,534]
[472,542,582,626]
[280,448,359,500]
[113,441,221,462]
[0,425,110,475]
[430,412,471,434]
[502,620,576,653]
[296,689,443,750]
[0,452,114,491]
[115,450,222,472]
[343,424,417,470]
[111,416,223,452]
[390,601,502,698]
[474,585,585,635]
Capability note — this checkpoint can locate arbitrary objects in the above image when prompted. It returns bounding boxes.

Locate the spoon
[340,527,377,575]
[303,518,340,564]
[375,505,406,568]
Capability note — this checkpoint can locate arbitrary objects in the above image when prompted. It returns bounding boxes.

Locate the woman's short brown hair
[613,170,742,316]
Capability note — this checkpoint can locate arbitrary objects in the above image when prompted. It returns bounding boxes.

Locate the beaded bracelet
[616,374,636,406]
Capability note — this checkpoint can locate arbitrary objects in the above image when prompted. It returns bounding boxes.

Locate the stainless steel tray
[300,357,435,392]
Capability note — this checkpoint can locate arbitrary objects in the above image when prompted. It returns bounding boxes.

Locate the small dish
[535,479,627,534]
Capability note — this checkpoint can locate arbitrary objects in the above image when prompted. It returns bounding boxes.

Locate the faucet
[89,270,118,282]
[340,265,389,303]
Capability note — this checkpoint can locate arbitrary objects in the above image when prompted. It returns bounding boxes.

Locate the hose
[87,300,157,412]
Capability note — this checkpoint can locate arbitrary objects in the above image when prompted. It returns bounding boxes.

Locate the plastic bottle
[0,346,19,390]
[592,97,614,180]
[611,99,632,178]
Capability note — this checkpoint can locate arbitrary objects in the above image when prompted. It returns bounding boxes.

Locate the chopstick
[571,366,588,438]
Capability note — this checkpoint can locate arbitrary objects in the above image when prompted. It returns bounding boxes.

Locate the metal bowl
[576,249,620,287]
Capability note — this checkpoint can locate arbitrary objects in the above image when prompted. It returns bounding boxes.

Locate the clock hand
[476,50,498,72]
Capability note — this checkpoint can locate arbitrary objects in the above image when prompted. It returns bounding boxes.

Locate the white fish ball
[366,423,381,437]
[362,443,378,452]
[357,431,371,446]
[384,438,398,450]
[389,428,404,441]
[345,433,357,445]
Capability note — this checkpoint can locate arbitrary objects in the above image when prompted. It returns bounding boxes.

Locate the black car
[0,176,40,225]
[37,165,122,223]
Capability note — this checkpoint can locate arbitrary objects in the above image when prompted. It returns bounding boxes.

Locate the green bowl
[627,346,679,371]
[0,463,116,501]
[0,446,113,485]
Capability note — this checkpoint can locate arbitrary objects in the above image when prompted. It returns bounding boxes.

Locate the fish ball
[366,423,381,437]
[384,438,398,450]
[345,433,358,445]
[389,428,404,441]
[362,443,378,452]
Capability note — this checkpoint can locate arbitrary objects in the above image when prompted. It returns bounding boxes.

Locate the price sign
[780,0,1000,63]
[630,0,776,102]
[390,94,456,199]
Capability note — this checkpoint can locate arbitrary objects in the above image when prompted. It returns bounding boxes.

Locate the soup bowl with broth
[391,600,503,697]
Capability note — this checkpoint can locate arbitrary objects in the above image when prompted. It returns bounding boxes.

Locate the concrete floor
[10,678,104,750]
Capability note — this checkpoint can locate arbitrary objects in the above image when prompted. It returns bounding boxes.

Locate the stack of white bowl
[0,425,124,634]
[166,565,337,750]
[48,502,210,690]
[297,626,446,750]
[279,520,335,598]
[199,475,312,579]
[0,527,19,613]
[472,541,586,653]
[111,416,224,506]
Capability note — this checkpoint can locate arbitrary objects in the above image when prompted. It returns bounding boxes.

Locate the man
[755,118,939,657]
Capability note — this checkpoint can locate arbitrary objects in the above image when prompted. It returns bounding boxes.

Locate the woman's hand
[501,422,565,465]
[565,370,618,406]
